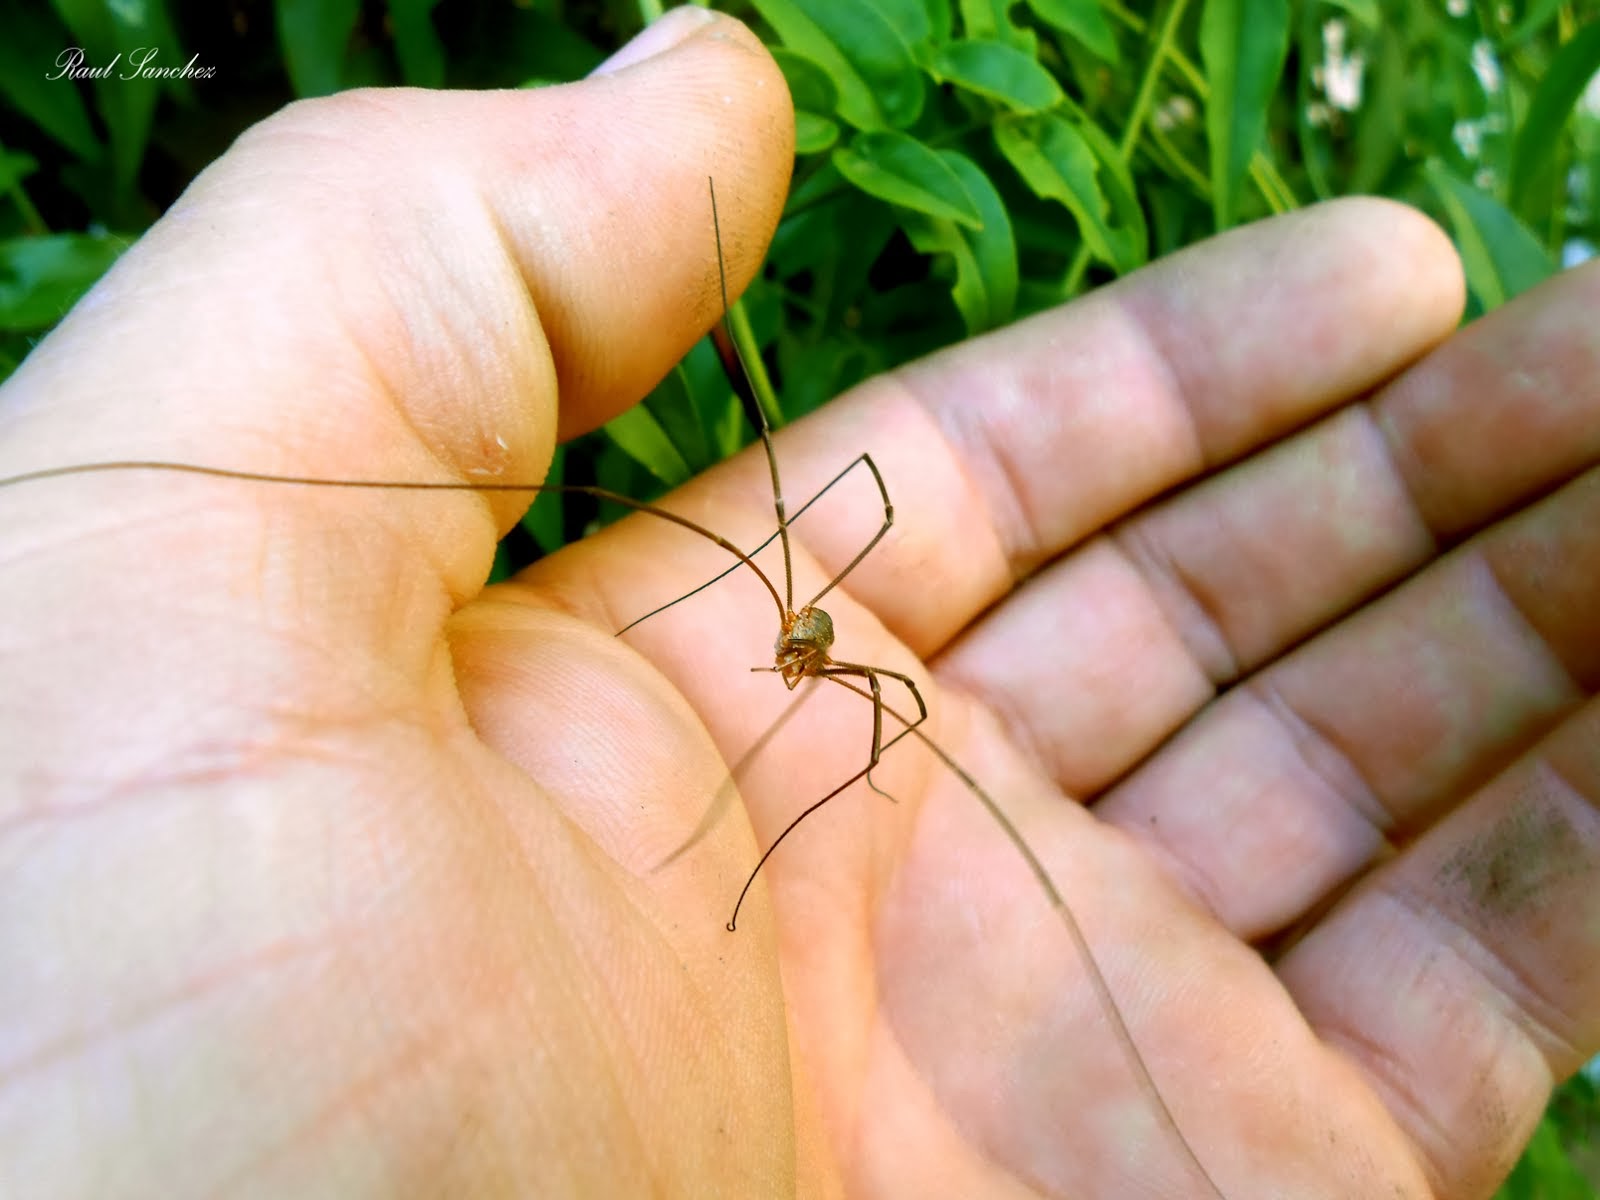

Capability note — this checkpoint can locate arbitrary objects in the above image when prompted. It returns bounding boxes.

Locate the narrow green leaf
[0,1,102,160]
[658,337,747,462]
[1424,162,1555,312]
[1508,20,1600,215]
[1199,0,1290,229]
[833,130,984,228]
[277,0,361,97]
[1025,0,1120,64]
[1072,115,1149,271]
[752,0,925,129]
[387,0,445,88]
[1347,17,1404,194]
[922,39,1064,113]
[643,365,710,475]
[53,0,182,203]
[603,398,693,487]
[1504,0,1564,47]
[795,113,842,154]
[0,231,128,332]
[902,151,1017,335]
[995,114,1141,271]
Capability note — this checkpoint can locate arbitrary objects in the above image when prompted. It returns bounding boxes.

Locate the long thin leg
[826,665,885,798]
[651,675,824,872]
[727,664,928,926]
[616,452,879,636]
[725,737,885,932]
[709,187,893,622]
[821,662,928,800]
[709,178,794,615]
[801,452,893,612]
[815,678,1229,1200]
[0,460,792,626]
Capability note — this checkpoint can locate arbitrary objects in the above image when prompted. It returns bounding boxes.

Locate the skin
[1,9,1597,1198]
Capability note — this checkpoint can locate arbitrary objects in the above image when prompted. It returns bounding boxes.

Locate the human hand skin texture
[2,9,1598,1199]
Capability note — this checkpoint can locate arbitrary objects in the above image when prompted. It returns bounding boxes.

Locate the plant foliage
[1,2,1598,1190]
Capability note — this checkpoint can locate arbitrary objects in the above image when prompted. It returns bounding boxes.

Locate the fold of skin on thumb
[0,13,794,735]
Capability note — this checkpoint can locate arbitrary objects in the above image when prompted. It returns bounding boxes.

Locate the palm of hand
[444,208,1598,1197]
[5,35,1597,1199]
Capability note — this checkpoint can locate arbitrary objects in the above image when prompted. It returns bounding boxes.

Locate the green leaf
[387,0,445,88]
[488,10,603,83]
[277,0,361,97]
[751,0,925,129]
[52,0,183,204]
[833,130,983,227]
[1423,162,1554,312]
[1199,0,1290,229]
[861,0,932,46]
[1072,114,1149,271]
[643,363,710,475]
[902,151,1017,335]
[1508,20,1600,216]
[959,0,1037,52]
[1347,20,1404,194]
[603,396,693,488]
[1503,0,1564,48]
[995,113,1142,272]
[795,112,842,154]
[1025,0,1120,64]
[1494,1113,1594,1199]
[0,1,103,160]
[0,231,128,332]
[674,338,745,461]
[770,47,839,114]
[921,39,1065,113]
[922,0,953,42]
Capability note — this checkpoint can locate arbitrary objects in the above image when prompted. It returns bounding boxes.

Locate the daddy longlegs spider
[0,179,1227,1199]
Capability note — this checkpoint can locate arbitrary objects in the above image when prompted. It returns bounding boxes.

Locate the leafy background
[1,0,1598,1192]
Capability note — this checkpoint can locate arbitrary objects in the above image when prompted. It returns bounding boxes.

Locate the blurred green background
[1,1,1597,1193]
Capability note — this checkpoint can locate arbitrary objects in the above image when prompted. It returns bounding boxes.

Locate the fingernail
[590,7,719,77]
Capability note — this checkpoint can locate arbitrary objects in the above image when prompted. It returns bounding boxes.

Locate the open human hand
[2,10,1596,1199]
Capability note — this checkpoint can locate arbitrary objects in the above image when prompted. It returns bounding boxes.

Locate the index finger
[752,199,1464,655]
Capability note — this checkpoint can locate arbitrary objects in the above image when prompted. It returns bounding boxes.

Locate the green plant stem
[1102,0,1298,213]
[1063,0,1190,296]
[1119,0,1189,157]
[727,292,784,428]
[1147,120,1214,197]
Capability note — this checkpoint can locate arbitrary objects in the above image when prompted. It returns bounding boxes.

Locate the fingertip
[1310,194,1468,343]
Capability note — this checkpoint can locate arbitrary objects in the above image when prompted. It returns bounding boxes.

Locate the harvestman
[0,180,1227,1198]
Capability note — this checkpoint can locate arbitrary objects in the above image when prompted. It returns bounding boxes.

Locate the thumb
[0,11,792,752]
